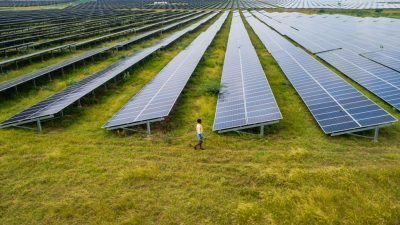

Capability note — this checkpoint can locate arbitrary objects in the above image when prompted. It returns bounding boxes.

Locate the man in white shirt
[194,119,205,150]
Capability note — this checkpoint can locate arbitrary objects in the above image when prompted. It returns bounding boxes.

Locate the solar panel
[0,12,217,131]
[244,11,396,139]
[258,11,400,55]
[361,50,400,73]
[103,12,228,132]
[213,11,282,134]
[253,11,341,54]
[318,49,400,111]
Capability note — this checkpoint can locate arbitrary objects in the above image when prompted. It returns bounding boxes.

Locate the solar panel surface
[361,50,400,72]
[318,49,400,111]
[213,11,282,132]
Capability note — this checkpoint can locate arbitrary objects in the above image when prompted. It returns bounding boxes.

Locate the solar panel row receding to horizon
[0,12,217,130]
[103,12,229,131]
[213,11,282,133]
[244,11,396,136]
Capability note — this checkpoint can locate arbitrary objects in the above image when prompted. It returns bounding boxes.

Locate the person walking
[194,119,205,150]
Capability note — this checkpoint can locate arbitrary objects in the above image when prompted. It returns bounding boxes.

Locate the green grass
[0,11,400,225]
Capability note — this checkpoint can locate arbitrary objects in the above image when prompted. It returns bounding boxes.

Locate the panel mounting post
[373,127,379,143]
[146,122,151,135]
[37,120,42,133]
[259,125,264,137]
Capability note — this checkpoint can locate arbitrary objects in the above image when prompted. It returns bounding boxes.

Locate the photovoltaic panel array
[318,49,400,111]
[244,11,396,135]
[0,12,204,93]
[103,12,228,131]
[361,50,400,72]
[213,11,282,133]
[0,12,217,130]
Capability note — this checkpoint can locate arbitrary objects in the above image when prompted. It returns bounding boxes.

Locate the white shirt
[196,123,203,134]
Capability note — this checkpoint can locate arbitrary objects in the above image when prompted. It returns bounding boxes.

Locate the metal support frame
[104,118,164,134]
[260,125,264,137]
[330,124,391,143]
[146,121,151,134]
[217,120,280,137]
[36,120,42,133]
[374,127,379,143]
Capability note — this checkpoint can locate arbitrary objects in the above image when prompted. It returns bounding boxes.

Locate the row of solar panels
[213,11,281,133]
[0,12,218,130]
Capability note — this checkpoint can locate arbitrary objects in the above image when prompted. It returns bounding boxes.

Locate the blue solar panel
[257,11,400,55]
[103,12,228,131]
[361,50,400,73]
[244,11,397,135]
[318,49,400,111]
[213,11,282,132]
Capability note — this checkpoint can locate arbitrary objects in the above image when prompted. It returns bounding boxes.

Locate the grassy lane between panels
[0,10,399,225]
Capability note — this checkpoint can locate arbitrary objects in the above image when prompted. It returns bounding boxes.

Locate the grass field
[0,11,400,225]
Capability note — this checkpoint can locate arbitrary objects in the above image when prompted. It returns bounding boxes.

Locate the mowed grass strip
[0,11,399,225]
